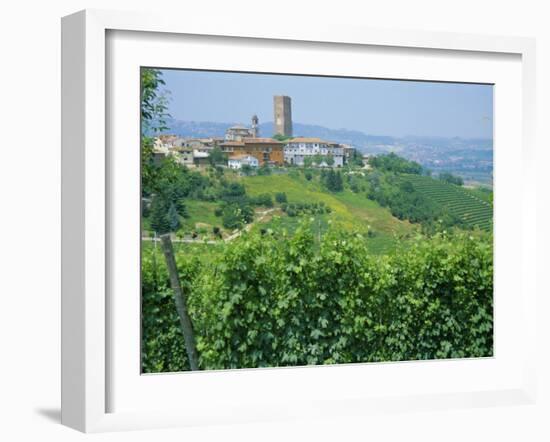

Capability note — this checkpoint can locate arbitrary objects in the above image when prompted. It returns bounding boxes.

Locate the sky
[159,68,493,139]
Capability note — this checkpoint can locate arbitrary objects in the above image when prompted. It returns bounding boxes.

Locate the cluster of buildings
[153,95,358,170]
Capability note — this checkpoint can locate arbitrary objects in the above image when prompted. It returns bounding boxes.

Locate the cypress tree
[334,171,344,192]
[167,202,181,232]
[150,196,170,234]
[327,169,336,191]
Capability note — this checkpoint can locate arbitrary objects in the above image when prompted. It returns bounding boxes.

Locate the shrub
[257,164,272,176]
[368,152,424,174]
[221,203,254,230]
[439,172,464,186]
[142,224,493,372]
[254,193,274,207]
[275,192,288,203]
[222,207,243,230]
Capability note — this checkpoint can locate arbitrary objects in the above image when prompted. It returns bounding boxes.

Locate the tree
[334,171,344,191]
[241,164,253,176]
[349,149,365,167]
[141,68,171,195]
[220,182,246,203]
[208,147,227,166]
[254,193,274,207]
[312,154,323,166]
[275,192,287,203]
[325,155,335,167]
[322,169,343,192]
[240,204,254,223]
[257,164,272,175]
[273,133,291,142]
[349,179,360,193]
[222,202,254,230]
[141,68,170,134]
[368,152,424,175]
[167,202,180,232]
[222,206,243,230]
[325,169,335,191]
[439,172,464,186]
[150,196,170,234]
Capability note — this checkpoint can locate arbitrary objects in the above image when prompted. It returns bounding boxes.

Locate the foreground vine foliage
[142,223,493,372]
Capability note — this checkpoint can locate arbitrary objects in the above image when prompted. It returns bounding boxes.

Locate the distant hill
[161,118,397,147]
[259,122,396,146]
[162,119,233,139]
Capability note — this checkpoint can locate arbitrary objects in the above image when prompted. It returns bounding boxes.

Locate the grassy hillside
[401,174,493,231]
[241,173,417,254]
[142,167,491,255]
[181,200,220,231]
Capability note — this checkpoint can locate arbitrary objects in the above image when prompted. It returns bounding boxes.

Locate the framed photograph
[61,9,537,433]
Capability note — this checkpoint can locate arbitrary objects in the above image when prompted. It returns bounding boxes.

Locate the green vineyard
[402,174,493,231]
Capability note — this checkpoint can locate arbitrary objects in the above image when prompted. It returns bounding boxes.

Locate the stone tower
[251,114,259,138]
[273,95,292,137]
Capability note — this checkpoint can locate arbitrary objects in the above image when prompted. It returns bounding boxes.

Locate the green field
[142,238,223,265]
[142,200,221,238]
[401,174,493,231]
[241,174,417,253]
[142,169,492,256]
[180,200,220,231]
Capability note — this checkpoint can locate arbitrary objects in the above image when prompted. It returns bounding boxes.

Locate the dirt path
[142,208,277,245]
[223,208,276,242]
[142,236,218,245]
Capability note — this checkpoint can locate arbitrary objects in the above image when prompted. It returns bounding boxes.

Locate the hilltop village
[153,95,363,170]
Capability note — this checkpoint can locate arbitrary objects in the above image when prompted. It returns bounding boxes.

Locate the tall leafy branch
[141,68,171,196]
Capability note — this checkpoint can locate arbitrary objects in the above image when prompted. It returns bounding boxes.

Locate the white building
[178,137,222,151]
[227,154,260,169]
[341,144,356,163]
[173,146,194,166]
[154,135,178,148]
[192,150,211,166]
[225,125,254,141]
[225,115,261,141]
[284,137,344,167]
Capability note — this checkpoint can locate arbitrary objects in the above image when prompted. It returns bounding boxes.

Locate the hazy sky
[159,68,493,139]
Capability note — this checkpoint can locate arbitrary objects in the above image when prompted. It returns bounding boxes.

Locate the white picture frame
[61,9,537,433]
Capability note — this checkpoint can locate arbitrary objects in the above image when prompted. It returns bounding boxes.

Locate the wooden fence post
[160,233,199,370]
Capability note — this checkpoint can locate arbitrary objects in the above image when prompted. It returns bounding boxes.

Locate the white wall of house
[284,141,344,167]
[228,155,259,169]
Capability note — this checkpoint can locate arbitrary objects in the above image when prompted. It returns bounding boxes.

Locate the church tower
[251,114,259,138]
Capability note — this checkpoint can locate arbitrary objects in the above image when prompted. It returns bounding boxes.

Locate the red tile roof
[221,138,283,146]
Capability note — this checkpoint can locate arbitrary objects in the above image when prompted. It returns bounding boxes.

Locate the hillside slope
[401,174,493,231]
[241,173,417,253]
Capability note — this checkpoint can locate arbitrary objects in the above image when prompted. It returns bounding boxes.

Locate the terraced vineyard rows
[401,174,493,231]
